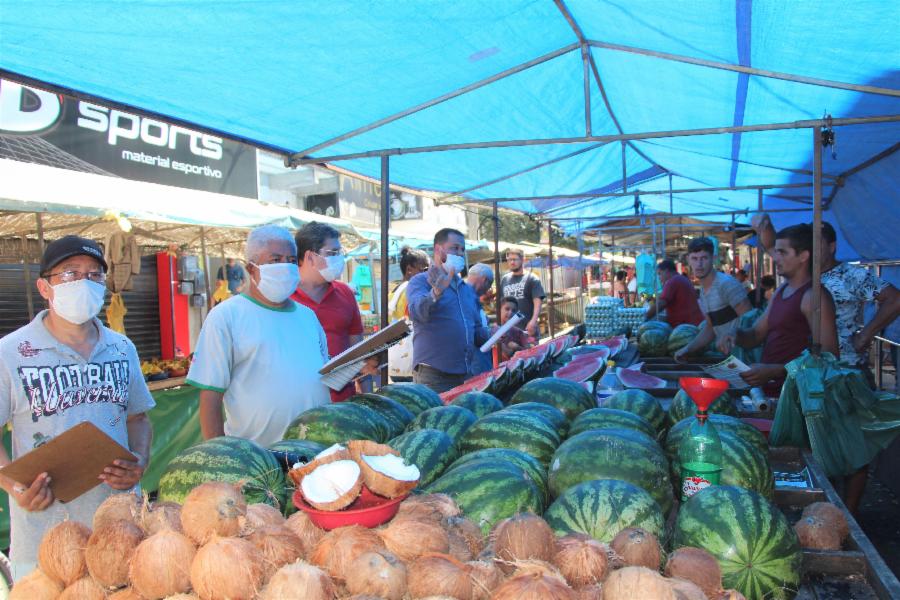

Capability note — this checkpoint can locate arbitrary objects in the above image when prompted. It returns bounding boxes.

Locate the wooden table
[146,376,187,392]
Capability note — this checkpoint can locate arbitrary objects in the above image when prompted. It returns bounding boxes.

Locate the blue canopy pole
[548,221,556,337]
[493,202,502,324]
[756,189,764,307]
[380,155,390,386]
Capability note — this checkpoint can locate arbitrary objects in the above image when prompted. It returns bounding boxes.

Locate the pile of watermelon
[153,329,804,600]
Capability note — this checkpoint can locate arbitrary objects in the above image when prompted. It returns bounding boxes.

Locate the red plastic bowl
[292,485,407,530]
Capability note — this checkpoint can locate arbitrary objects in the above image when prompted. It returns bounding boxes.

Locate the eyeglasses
[45,270,107,284]
[317,249,345,258]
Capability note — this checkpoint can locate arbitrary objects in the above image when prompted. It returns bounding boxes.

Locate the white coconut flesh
[301,460,361,504]
[317,444,346,459]
[362,454,420,481]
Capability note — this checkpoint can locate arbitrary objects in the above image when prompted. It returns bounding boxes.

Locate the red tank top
[761,281,811,394]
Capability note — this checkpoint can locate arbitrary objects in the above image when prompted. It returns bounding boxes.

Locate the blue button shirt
[407,272,491,375]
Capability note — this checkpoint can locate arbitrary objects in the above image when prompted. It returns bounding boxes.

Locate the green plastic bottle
[678,406,723,502]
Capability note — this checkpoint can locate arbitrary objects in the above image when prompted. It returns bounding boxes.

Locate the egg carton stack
[617,307,647,334]
[584,297,623,339]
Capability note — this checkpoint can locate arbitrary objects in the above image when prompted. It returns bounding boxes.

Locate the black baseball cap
[40,235,107,276]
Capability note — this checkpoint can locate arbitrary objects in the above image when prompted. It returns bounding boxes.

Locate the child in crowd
[499,296,533,361]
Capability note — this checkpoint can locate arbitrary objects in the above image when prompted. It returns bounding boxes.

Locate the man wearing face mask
[0,235,155,579]
[466,263,496,376]
[188,225,330,445]
[292,222,378,402]
[407,229,493,393]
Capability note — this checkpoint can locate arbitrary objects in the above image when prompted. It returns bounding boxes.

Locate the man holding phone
[407,228,493,393]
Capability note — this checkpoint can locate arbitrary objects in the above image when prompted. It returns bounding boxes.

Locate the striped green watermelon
[460,410,561,466]
[376,383,443,415]
[424,459,544,534]
[509,377,595,421]
[284,403,389,445]
[158,436,286,509]
[544,478,664,542]
[445,448,549,505]
[388,428,457,487]
[349,393,415,437]
[665,414,768,460]
[638,329,669,357]
[667,323,700,355]
[406,405,478,443]
[502,402,569,438]
[450,391,504,417]
[668,388,737,426]
[267,439,325,464]
[636,320,672,339]
[568,407,657,440]
[549,428,673,514]
[674,486,802,600]
[603,389,666,434]
[670,430,775,499]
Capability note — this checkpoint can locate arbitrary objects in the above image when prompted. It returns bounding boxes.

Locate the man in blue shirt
[408,229,493,393]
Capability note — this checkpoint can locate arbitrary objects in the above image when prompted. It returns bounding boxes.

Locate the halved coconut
[349,440,419,498]
[288,443,351,486]
[300,459,363,511]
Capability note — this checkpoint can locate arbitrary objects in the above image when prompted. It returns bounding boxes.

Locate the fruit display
[668,388,738,425]
[602,388,667,435]
[140,356,191,380]
[667,323,701,355]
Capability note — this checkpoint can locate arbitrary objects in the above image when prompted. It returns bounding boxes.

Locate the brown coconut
[720,590,747,600]
[669,578,709,600]
[244,503,284,531]
[180,482,247,544]
[346,549,407,600]
[93,492,142,530]
[107,588,144,600]
[444,516,484,559]
[190,536,266,600]
[349,440,419,498]
[85,520,145,588]
[664,547,722,600]
[468,559,505,600]
[609,527,662,570]
[163,595,200,600]
[260,561,335,600]
[794,515,842,550]
[601,566,675,600]
[407,553,473,599]
[59,576,106,600]
[553,533,610,588]
[243,525,305,578]
[129,529,196,599]
[8,569,62,600]
[379,517,449,562]
[396,494,461,524]
[140,500,182,535]
[37,520,92,587]
[801,501,849,541]
[491,572,577,600]
[284,509,326,554]
[310,525,386,582]
[574,584,604,599]
[493,513,555,574]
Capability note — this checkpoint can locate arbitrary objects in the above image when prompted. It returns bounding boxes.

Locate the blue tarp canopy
[1,1,898,261]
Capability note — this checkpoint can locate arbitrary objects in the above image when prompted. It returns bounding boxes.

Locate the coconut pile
[290,441,421,511]
[792,501,850,551]
[13,487,750,600]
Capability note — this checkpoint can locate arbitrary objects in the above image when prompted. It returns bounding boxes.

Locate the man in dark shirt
[499,249,545,338]
[216,258,246,294]
[644,260,704,327]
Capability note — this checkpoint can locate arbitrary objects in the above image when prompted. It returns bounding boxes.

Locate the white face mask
[319,255,345,283]
[51,279,107,325]
[444,253,466,275]
[252,262,300,303]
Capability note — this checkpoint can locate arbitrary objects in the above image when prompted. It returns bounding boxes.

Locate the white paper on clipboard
[702,355,751,389]
[479,312,524,353]
[319,320,409,390]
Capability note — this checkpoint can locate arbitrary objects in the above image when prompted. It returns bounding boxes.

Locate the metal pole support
[380,156,391,387]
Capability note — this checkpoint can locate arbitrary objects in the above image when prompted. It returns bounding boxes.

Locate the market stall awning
[2,1,897,260]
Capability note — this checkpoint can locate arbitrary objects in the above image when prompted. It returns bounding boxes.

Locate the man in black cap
[0,235,155,579]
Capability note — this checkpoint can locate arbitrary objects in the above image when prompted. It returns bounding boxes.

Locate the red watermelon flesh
[572,347,610,363]
[554,356,605,382]
[596,335,628,357]
[512,344,551,364]
[440,374,496,404]
[617,368,666,389]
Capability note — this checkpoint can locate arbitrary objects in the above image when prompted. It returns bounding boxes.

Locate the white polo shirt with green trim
[187,294,330,447]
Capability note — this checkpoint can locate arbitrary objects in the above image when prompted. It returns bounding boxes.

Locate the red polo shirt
[291,281,364,402]
[659,273,704,328]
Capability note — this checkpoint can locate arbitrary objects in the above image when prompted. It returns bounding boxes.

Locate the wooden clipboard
[319,319,409,375]
[0,422,136,503]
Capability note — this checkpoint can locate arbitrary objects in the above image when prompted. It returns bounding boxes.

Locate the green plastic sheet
[0,385,201,551]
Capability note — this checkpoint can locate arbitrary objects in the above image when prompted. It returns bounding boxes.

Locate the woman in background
[388,246,429,381]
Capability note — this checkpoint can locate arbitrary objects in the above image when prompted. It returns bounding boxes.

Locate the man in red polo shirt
[292,222,376,401]
[644,259,704,328]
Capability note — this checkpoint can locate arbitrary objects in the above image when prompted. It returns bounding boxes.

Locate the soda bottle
[595,361,623,405]
[678,406,723,502]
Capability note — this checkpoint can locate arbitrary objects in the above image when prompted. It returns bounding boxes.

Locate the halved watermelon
[617,368,667,389]
[554,356,605,383]
[440,372,496,404]
[596,335,628,357]
[512,344,552,365]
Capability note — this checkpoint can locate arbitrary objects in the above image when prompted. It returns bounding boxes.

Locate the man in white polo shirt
[188,225,330,447]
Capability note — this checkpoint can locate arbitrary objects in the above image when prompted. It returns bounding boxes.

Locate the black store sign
[0,79,258,198]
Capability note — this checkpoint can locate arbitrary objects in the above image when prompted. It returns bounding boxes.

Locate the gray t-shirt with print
[698,272,748,343]
[822,262,889,365]
[0,311,155,576]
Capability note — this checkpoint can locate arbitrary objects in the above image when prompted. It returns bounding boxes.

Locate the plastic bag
[212,280,232,303]
[105,292,127,334]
